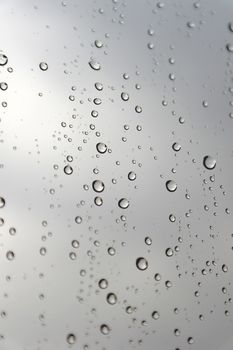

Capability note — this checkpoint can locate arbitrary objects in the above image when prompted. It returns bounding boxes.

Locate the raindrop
[94,196,103,206]
[94,40,103,48]
[64,164,73,175]
[128,171,136,181]
[6,251,14,261]
[100,324,110,335]
[165,248,174,257]
[222,264,228,273]
[118,198,129,209]
[96,142,107,154]
[226,43,233,52]
[89,60,101,71]
[0,54,8,66]
[228,22,233,32]
[136,257,148,271]
[106,293,117,305]
[135,105,142,113]
[0,82,8,91]
[75,216,82,224]
[152,311,160,320]
[203,155,216,170]
[172,142,181,151]
[166,180,177,192]
[39,62,48,71]
[66,333,76,345]
[145,236,152,245]
[0,197,5,208]
[92,180,105,193]
[121,92,129,101]
[99,279,108,289]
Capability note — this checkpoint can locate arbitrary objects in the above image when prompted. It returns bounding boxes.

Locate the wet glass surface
[0,0,233,349]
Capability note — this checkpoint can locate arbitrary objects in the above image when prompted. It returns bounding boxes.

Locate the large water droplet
[118,198,129,209]
[166,180,177,192]
[128,171,136,181]
[0,197,5,208]
[100,324,110,335]
[66,333,76,345]
[136,257,148,271]
[226,43,233,52]
[96,142,107,154]
[0,54,8,66]
[203,155,216,170]
[39,62,48,71]
[64,164,73,175]
[99,278,108,289]
[165,248,174,257]
[89,60,101,71]
[92,180,105,193]
[106,293,117,305]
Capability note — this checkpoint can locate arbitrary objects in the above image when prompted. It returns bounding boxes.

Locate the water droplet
[75,216,82,224]
[152,311,160,319]
[66,333,76,345]
[165,248,174,257]
[39,247,47,256]
[121,92,129,101]
[187,337,194,344]
[95,82,103,91]
[145,236,152,245]
[154,273,161,281]
[172,142,181,151]
[135,105,142,113]
[166,180,177,192]
[136,257,148,271]
[96,142,107,154]
[99,278,108,289]
[0,82,8,91]
[94,196,103,206]
[92,180,105,193]
[64,164,73,175]
[106,293,117,305]
[203,155,216,170]
[0,197,5,208]
[100,324,110,335]
[0,54,8,66]
[118,198,129,209]
[39,62,48,71]
[6,251,15,261]
[226,43,233,52]
[94,40,103,48]
[89,60,101,71]
[128,171,136,181]
[228,22,233,32]
[222,264,228,273]
[71,240,79,248]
